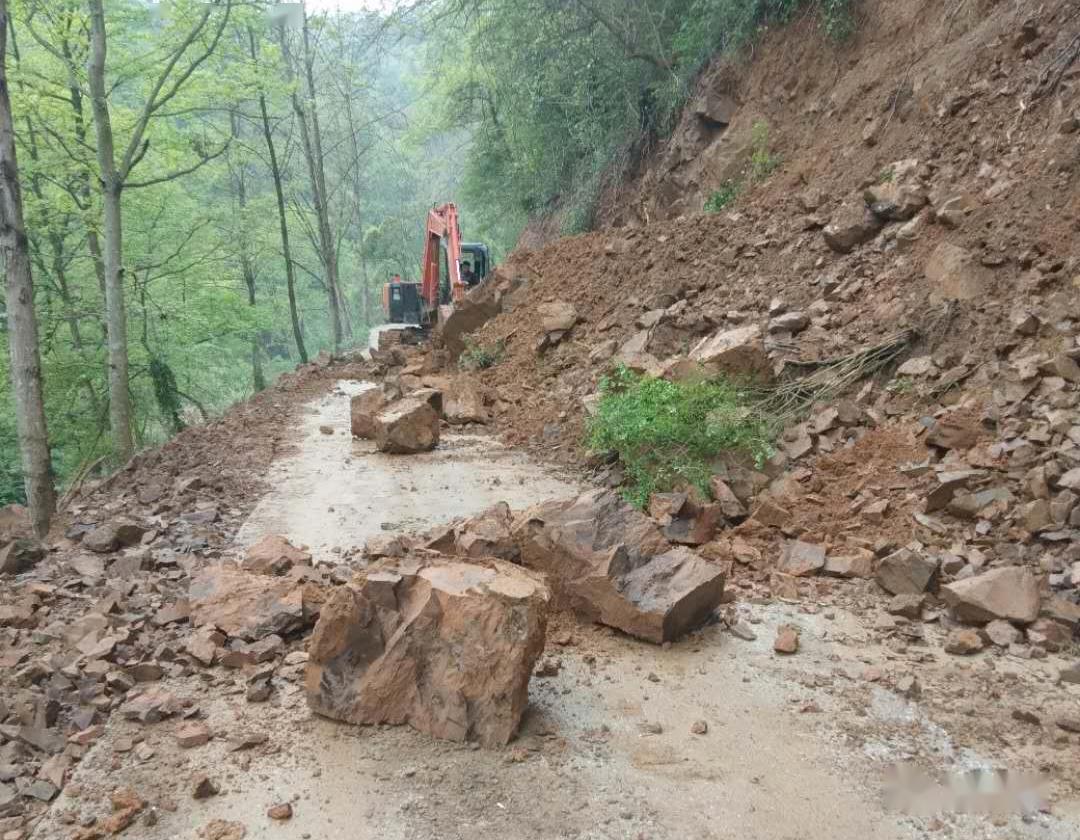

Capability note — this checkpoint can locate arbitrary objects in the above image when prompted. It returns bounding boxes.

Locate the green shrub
[587,365,774,508]
[749,120,780,181]
[704,180,741,212]
[459,338,505,371]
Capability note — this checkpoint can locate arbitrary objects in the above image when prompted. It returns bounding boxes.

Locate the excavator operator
[460,261,477,288]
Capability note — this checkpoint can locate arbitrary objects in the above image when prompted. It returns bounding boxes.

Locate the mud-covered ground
[25,381,1080,840]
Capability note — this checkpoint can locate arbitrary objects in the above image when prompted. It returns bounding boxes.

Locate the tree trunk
[87,0,134,462]
[342,93,372,328]
[250,26,307,364]
[283,10,343,351]
[0,0,55,536]
[230,112,266,392]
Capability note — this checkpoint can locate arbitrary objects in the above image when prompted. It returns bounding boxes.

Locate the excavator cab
[380,203,491,327]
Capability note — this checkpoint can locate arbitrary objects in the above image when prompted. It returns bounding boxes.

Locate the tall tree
[85,0,232,461]
[1,0,55,535]
[248,25,308,364]
[280,6,344,352]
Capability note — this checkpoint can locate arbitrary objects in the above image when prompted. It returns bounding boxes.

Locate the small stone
[887,593,925,620]
[984,619,1021,647]
[944,628,985,655]
[176,721,211,749]
[690,720,708,735]
[191,775,219,800]
[773,625,799,654]
[267,803,293,821]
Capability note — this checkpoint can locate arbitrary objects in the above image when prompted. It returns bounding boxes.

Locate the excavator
[382,203,491,327]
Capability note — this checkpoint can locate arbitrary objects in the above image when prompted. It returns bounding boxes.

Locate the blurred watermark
[885,764,1050,816]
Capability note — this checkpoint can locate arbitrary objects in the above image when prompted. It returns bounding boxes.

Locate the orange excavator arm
[419,203,467,313]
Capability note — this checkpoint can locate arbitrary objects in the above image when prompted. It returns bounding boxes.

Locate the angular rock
[443,380,488,425]
[83,520,146,554]
[888,593,925,619]
[242,535,310,576]
[925,416,979,451]
[512,490,723,643]
[941,567,1040,625]
[687,324,771,381]
[778,541,826,577]
[350,387,389,439]
[823,202,883,253]
[306,556,548,748]
[537,301,578,333]
[438,294,501,361]
[864,160,927,221]
[875,548,938,595]
[823,550,875,579]
[774,625,799,654]
[925,243,987,302]
[190,564,309,641]
[945,628,985,655]
[373,397,440,454]
[768,312,809,335]
[450,503,518,561]
[0,539,45,576]
[709,478,747,520]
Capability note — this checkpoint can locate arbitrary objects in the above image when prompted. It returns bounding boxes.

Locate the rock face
[350,388,389,439]
[373,397,440,454]
[190,564,310,641]
[306,555,548,747]
[686,324,770,381]
[941,567,1040,625]
[512,490,725,643]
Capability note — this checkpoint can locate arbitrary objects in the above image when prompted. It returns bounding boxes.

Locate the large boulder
[684,324,770,381]
[350,387,389,439]
[306,555,549,747]
[190,564,311,641]
[823,202,884,253]
[373,397,440,454]
[941,567,1040,625]
[512,490,724,643]
[537,301,578,333]
[431,503,518,561]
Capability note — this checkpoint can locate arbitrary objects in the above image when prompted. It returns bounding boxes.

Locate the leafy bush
[748,120,780,181]
[459,338,505,371]
[704,180,741,212]
[587,365,774,508]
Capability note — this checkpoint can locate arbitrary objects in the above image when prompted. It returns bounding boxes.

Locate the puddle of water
[235,381,580,564]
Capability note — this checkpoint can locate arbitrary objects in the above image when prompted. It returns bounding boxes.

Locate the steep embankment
[440,0,1080,792]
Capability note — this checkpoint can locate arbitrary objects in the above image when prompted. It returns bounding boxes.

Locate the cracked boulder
[306,555,548,747]
[513,490,725,643]
[190,564,311,641]
[373,396,440,454]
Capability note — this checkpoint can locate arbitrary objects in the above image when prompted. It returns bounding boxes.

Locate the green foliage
[704,180,741,212]
[748,120,780,180]
[587,365,774,508]
[427,1,859,243]
[459,338,505,372]
[877,166,896,184]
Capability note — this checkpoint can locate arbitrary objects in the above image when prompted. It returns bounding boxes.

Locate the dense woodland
[0,0,853,529]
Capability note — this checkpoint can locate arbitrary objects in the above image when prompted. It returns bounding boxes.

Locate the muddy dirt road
[32,384,1080,840]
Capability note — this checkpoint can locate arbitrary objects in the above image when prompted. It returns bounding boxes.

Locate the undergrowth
[459,338,505,371]
[587,365,775,509]
[704,180,741,213]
